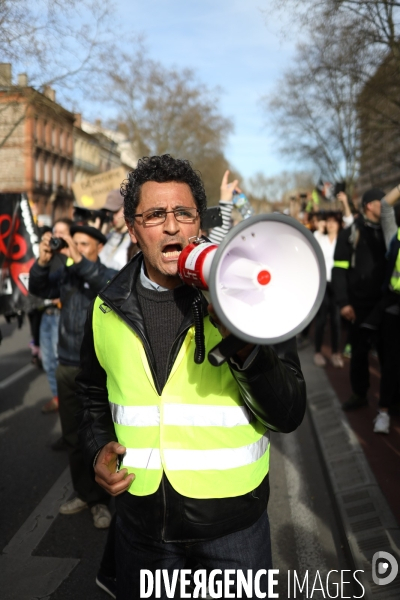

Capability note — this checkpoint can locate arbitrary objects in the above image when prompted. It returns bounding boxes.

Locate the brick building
[0,63,75,216]
[81,119,137,172]
[357,52,400,195]
[73,115,123,184]
[0,64,138,220]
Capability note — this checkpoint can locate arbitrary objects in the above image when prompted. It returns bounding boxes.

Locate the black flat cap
[361,188,385,207]
[70,224,107,245]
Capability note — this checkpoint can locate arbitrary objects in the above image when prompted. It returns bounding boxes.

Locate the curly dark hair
[121,155,207,225]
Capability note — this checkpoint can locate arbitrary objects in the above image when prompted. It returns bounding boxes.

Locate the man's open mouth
[162,243,182,258]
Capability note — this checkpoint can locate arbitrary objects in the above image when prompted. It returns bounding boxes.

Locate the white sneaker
[314,353,326,367]
[59,496,88,515]
[331,353,344,368]
[373,411,390,434]
[91,504,112,529]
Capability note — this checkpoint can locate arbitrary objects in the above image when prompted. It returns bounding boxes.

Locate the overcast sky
[111,0,297,182]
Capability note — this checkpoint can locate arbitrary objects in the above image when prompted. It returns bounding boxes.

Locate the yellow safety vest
[92,296,270,499]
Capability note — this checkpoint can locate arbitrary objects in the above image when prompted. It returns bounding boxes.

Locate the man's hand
[207,303,255,364]
[55,233,83,264]
[94,442,135,497]
[340,305,356,322]
[220,170,241,202]
[38,231,83,266]
[337,192,351,217]
[382,182,400,206]
[37,232,54,267]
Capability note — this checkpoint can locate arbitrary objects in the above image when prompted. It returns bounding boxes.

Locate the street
[0,315,374,599]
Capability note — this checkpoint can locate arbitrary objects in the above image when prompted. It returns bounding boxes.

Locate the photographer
[29,224,118,528]
[39,218,72,415]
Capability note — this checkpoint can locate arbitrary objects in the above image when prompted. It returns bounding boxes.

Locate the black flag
[0,193,40,316]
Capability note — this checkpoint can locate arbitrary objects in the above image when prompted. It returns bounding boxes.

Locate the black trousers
[28,308,43,346]
[100,513,117,578]
[314,283,341,353]
[56,364,109,506]
[379,311,400,410]
[349,307,383,398]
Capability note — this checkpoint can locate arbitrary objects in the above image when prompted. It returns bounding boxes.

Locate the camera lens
[49,237,68,251]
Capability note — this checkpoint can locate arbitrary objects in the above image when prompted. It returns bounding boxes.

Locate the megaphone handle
[208,334,248,367]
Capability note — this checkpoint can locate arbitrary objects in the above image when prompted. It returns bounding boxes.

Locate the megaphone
[178,213,326,363]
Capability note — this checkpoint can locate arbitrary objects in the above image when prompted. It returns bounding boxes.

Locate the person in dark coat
[29,224,117,528]
[332,188,387,410]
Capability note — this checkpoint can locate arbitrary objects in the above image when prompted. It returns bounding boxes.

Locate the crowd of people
[23,157,400,598]
[292,183,400,435]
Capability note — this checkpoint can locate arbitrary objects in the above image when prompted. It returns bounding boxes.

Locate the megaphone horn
[178,214,326,363]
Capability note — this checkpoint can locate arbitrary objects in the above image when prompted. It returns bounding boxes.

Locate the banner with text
[72,167,127,209]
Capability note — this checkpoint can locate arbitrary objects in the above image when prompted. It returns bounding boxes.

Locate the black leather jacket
[76,254,307,541]
[29,256,117,366]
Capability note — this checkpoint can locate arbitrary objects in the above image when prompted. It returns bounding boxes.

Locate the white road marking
[0,365,45,425]
[0,363,34,390]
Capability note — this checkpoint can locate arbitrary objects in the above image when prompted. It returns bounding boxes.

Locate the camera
[201,207,223,231]
[333,181,346,196]
[49,237,68,252]
[73,207,113,227]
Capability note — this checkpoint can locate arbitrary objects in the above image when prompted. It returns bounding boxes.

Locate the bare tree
[266,1,400,117]
[0,0,116,99]
[0,0,120,155]
[247,170,315,204]
[265,0,400,187]
[268,0,400,48]
[103,49,234,203]
[263,24,362,190]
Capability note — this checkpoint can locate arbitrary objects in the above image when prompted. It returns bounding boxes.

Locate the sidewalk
[300,342,400,599]
[317,341,400,525]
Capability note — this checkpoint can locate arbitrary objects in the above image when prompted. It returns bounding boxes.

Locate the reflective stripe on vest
[110,402,252,428]
[110,402,160,427]
[390,229,400,293]
[123,434,269,472]
[92,296,270,499]
[333,260,349,269]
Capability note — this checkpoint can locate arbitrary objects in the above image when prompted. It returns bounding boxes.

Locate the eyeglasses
[133,207,199,226]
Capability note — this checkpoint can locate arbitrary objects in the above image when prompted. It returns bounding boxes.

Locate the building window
[45,158,51,184]
[52,126,56,149]
[35,153,41,182]
[52,161,58,188]
[60,163,66,186]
